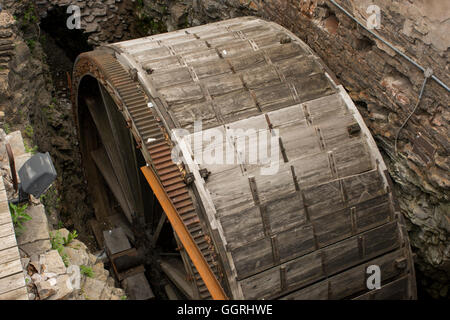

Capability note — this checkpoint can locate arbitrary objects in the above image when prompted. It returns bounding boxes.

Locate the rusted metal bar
[141,165,228,300]
[6,143,18,192]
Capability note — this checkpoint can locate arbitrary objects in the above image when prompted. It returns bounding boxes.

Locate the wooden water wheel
[73,17,416,300]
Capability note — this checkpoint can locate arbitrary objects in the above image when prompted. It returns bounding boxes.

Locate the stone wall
[2,0,135,46]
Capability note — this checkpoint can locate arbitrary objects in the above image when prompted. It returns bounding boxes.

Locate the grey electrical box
[18,152,57,198]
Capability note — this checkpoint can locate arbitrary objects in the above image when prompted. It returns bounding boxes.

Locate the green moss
[136,13,167,36]
[24,124,34,138]
[80,265,94,278]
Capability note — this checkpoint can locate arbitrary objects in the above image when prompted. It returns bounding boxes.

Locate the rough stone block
[82,277,106,300]
[20,240,51,256]
[17,204,50,246]
[39,250,66,275]
[5,131,25,157]
[48,274,74,300]
[64,246,89,266]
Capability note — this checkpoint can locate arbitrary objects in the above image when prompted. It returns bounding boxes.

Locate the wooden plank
[253,82,295,112]
[231,237,273,280]
[251,32,286,49]
[329,249,405,299]
[142,56,182,72]
[240,265,281,299]
[205,73,243,97]
[355,194,391,233]
[290,152,333,188]
[264,193,307,234]
[159,82,204,105]
[160,259,195,300]
[0,234,17,251]
[203,33,237,47]
[85,97,134,221]
[363,221,399,256]
[282,248,406,300]
[0,201,11,226]
[264,42,307,62]
[353,275,410,300]
[293,73,336,103]
[191,60,231,79]
[169,100,219,131]
[206,167,253,216]
[89,219,105,248]
[91,148,133,221]
[240,25,273,38]
[285,251,324,289]
[276,55,322,81]
[251,165,296,204]
[342,169,386,206]
[213,89,260,123]
[0,246,20,265]
[164,283,179,300]
[100,85,145,220]
[317,114,355,147]
[151,66,193,89]
[238,221,400,299]
[0,272,25,295]
[332,138,373,177]
[279,125,321,160]
[0,286,28,300]
[172,39,209,54]
[220,206,265,249]
[182,48,220,64]
[241,64,281,90]
[313,206,352,247]
[133,46,171,59]
[0,221,14,237]
[152,213,167,247]
[215,40,254,58]
[266,104,305,129]
[0,259,22,279]
[306,93,347,123]
[281,280,328,300]
[277,224,315,262]
[228,52,266,71]
[303,180,345,220]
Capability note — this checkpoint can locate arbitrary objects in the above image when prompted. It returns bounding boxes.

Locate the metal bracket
[184,172,195,185]
[199,168,211,181]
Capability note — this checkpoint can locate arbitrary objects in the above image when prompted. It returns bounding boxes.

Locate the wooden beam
[91,147,133,222]
[164,283,179,300]
[160,259,194,300]
[151,213,167,248]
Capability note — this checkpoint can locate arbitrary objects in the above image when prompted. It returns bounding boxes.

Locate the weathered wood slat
[0,234,17,251]
[0,286,28,300]
[238,221,400,299]
[0,272,26,295]
[0,202,11,226]
[0,246,20,265]
[0,222,14,238]
[0,259,23,279]
[353,275,410,300]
